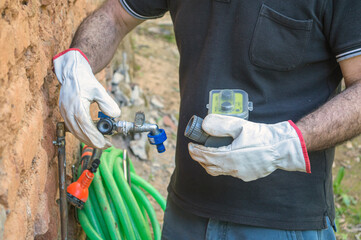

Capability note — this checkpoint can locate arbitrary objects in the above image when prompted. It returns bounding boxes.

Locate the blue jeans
[161,199,336,240]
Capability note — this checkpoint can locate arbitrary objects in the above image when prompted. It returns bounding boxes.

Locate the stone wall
[0,1,130,239]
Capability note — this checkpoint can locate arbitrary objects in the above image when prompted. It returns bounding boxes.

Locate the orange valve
[67,159,100,209]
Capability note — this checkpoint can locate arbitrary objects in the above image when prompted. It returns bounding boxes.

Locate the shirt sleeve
[120,0,168,20]
[323,0,361,62]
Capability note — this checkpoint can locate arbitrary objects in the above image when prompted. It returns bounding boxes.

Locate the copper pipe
[54,122,68,240]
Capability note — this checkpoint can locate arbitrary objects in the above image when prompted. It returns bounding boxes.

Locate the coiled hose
[77,146,166,240]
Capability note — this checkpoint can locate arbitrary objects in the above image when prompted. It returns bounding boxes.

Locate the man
[53,0,361,239]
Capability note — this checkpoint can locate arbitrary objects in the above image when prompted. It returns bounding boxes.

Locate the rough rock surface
[0,1,131,239]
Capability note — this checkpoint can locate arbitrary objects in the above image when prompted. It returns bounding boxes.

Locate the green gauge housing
[207,89,253,119]
[185,89,253,147]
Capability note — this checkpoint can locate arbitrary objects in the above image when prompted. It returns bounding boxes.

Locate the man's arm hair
[70,0,143,73]
[297,55,361,151]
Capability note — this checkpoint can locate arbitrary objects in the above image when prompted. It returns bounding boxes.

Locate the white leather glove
[53,49,121,149]
[188,114,311,182]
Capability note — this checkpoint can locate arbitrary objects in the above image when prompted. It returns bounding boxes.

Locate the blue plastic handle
[147,129,167,153]
[98,112,113,120]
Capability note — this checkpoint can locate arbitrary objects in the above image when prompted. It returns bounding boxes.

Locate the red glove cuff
[288,120,311,174]
[53,48,90,63]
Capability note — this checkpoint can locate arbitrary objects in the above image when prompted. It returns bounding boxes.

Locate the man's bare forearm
[70,0,141,73]
[297,81,361,151]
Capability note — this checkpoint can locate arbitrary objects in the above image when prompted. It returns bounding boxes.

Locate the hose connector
[184,115,233,147]
[184,115,209,144]
[97,112,116,135]
[148,129,167,153]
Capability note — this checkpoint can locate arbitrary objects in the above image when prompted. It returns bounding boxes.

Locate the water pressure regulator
[185,89,253,147]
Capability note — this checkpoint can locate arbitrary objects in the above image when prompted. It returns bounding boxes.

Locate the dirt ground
[127,14,361,239]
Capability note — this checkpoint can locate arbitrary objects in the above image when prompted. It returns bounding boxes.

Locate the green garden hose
[78,211,103,240]
[77,147,166,240]
[130,174,166,211]
[131,185,161,240]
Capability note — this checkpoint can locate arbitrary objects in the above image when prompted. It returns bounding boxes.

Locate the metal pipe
[71,164,80,224]
[54,122,68,240]
[122,149,131,186]
[150,127,161,136]
[115,121,159,135]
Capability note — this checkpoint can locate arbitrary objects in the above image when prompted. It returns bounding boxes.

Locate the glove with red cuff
[188,114,311,182]
[53,49,121,149]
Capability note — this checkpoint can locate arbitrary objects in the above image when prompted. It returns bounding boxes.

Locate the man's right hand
[53,49,121,149]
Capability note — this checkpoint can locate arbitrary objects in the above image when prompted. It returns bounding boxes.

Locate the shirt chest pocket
[249,4,313,71]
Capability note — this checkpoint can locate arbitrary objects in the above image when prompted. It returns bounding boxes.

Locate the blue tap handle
[148,129,167,153]
[98,112,114,120]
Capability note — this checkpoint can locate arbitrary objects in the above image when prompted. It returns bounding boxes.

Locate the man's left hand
[188,114,311,182]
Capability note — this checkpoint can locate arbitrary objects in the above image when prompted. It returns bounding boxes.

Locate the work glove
[188,114,311,182]
[53,49,121,149]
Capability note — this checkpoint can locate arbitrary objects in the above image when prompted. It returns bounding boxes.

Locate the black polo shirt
[120,0,361,230]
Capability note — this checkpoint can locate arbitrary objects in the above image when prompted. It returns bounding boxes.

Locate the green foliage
[333,167,345,195]
[148,173,155,182]
[134,63,142,72]
[333,167,357,210]
[161,34,176,44]
[338,233,349,240]
[333,167,361,239]
[350,206,361,224]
